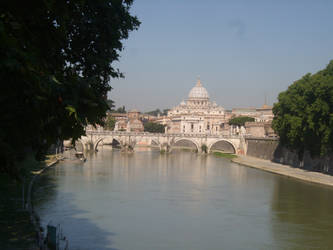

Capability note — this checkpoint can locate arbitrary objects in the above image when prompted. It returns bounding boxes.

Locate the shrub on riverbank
[213,152,237,159]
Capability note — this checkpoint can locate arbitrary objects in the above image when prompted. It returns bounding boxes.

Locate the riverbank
[27,156,62,249]
[0,154,61,250]
[232,155,333,187]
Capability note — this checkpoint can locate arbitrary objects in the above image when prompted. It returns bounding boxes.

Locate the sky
[108,0,333,112]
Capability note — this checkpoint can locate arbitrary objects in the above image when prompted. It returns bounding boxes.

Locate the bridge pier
[160,143,170,153]
[120,144,134,153]
[87,142,94,151]
[200,144,207,154]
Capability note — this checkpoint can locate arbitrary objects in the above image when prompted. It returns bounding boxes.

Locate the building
[231,107,258,117]
[114,110,144,132]
[231,104,273,122]
[255,104,274,122]
[127,110,144,132]
[165,79,229,135]
[245,121,276,137]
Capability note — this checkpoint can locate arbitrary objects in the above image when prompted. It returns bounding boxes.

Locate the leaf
[66,105,76,116]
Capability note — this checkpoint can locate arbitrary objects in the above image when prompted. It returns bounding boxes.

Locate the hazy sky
[108,0,333,111]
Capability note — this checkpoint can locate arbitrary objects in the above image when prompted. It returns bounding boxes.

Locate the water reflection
[35,163,118,250]
[271,178,333,249]
[34,147,333,250]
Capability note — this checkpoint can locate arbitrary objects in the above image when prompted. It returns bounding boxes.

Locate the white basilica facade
[165,79,229,135]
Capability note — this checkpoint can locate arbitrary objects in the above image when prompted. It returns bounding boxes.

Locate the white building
[166,79,229,135]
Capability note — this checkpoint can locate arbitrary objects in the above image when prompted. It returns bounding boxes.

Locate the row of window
[174,110,223,114]
[182,123,223,133]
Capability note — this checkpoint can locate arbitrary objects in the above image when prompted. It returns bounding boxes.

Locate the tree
[144,122,165,133]
[115,106,126,113]
[162,109,170,116]
[146,109,161,116]
[104,116,116,131]
[272,60,333,157]
[228,116,255,127]
[106,100,115,111]
[145,108,169,116]
[0,0,140,178]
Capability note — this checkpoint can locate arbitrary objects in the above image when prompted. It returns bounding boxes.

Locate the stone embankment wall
[246,138,279,160]
[246,137,333,174]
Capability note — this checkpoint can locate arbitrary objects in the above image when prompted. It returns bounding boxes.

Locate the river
[34,147,333,250]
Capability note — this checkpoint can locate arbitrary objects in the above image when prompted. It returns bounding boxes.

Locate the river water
[34,147,333,250]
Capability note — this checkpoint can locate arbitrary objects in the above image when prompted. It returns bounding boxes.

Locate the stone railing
[85,130,241,139]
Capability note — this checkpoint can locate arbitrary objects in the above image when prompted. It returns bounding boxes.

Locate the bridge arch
[94,137,105,151]
[171,138,200,152]
[76,139,87,152]
[95,137,123,151]
[208,139,236,154]
[111,138,121,148]
[151,139,160,147]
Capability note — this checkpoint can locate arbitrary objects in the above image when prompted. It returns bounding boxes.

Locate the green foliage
[145,109,161,116]
[106,100,115,110]
[114,106,127,113]
[162,109,170,116]
[272,60,333,157]
[213,152,237,159]
[104,116,116,131]
[145,108,170,116]
[144,122,165,133]
[201,144,208,154]
[0,0,140,178]
[228,116,255,127]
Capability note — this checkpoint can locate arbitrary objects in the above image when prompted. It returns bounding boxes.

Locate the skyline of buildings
[111,78,273,119]
[112,78,274,137]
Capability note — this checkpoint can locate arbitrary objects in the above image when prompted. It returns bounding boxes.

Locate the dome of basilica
[188,79,209,99]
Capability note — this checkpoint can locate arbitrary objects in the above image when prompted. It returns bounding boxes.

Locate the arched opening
[144,139,159,151]
[209,140,236,154]
[94,138,104,151]
[111,139,121,148]
[171,139,199,152]
[95,138,121,151]
[151,140,159,147]
[75,140,85,152]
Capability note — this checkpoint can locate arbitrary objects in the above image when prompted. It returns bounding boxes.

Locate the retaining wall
[246,138,279,160]
[246,138,333,174]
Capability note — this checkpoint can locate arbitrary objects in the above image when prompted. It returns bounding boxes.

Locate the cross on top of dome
[196,76,202,87]
[188,77,209,100]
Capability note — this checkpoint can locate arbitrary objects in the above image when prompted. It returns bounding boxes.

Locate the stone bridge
[79,130,247,154]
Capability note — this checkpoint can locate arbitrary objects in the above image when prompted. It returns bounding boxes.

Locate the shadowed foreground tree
[272,60,333,158]
[0,0,140,178]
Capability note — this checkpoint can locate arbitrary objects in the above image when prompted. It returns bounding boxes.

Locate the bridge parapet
[85,130,241,139]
